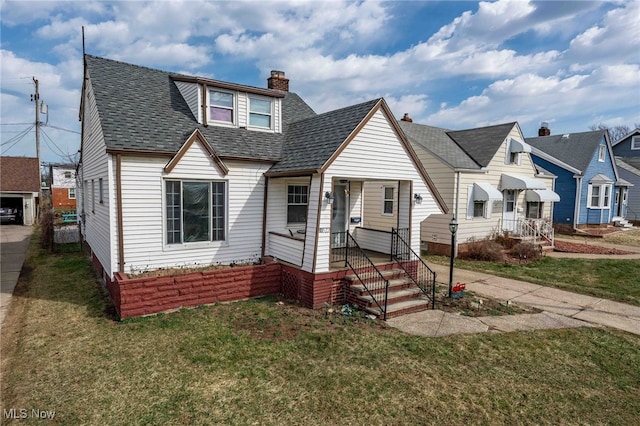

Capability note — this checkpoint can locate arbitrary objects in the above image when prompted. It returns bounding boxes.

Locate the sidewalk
[0,225,33,326]
[388,262,640,337]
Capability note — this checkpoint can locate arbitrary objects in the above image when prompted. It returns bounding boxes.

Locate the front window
[505,190,515,213]
[165,180,226,244]
[383,186,394,215]
[526,201,543,219]
[249,97,272,128]
[588,184,612,209]
[473,201,485,218]
[210,90,234,123]
[287,185,308,224]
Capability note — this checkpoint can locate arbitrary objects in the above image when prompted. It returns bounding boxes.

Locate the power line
[0,122,33,126]
[0,125,33,153]
[40,128,70,158]
[44,124,81,134]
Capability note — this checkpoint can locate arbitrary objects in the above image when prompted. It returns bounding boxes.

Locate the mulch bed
[553,240,634,255]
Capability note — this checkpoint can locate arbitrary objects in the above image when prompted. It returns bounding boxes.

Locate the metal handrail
[345,231,389,320]
[391,228,436,308]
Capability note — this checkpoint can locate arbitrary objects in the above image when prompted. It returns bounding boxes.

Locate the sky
[1,0,639,165]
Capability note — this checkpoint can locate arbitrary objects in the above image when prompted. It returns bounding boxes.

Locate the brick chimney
[267,70,289,92]
[401,113,413,122]
[538,121,551,136]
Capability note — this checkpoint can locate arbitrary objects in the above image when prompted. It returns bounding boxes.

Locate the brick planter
[112,261,281,319]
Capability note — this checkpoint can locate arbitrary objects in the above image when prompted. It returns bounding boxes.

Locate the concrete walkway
[0,224,32,326]
[388,261,640,337]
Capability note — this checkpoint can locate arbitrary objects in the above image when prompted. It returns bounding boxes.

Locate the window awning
[473,182,503,201]
[500,173,547,190]
[525,189,560,202]
[509,138,531,153]
[589,173,614,184]
[616,178,634,187]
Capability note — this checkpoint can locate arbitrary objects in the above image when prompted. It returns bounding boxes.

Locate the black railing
[345,231,390,320]
[391,228,436,309]
[331,231,347,264]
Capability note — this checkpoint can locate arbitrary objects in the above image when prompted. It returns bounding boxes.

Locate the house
[612,128,640,223]
[49,164,77,211]
[0,156,40,225]
[397,118,559,255]
[77,55,447,319]
[526,124,630,229]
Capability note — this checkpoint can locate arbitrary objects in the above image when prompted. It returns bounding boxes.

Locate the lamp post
[448,216,458,298]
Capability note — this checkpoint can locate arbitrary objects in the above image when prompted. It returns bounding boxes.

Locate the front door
[331,184,348,246]
[616,188,625,217]
[503,190,517,232]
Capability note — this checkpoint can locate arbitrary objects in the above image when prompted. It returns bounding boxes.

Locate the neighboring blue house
[612,128,640,223]
[526,124,631,228]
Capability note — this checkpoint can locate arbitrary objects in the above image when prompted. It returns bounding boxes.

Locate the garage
[0,156,41,226]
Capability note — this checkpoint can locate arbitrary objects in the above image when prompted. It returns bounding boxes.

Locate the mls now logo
[4,408,56,420]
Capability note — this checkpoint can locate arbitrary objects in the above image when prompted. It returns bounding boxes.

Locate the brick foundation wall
[423,241,452,256]
[114,262,282,319]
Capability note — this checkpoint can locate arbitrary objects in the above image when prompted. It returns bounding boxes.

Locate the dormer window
[249,97,272,128]
[209,90,234,124]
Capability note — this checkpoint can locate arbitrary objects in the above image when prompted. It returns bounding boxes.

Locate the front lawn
[1,237,639,424]
[427,255,640,306]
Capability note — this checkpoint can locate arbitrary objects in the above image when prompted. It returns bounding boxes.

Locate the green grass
[2,233,640,425]
[428,255,640,306]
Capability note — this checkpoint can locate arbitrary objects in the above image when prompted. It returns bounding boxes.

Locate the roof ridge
[289,98,381,125]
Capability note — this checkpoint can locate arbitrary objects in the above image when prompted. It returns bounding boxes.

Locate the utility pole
[31,77,42,214]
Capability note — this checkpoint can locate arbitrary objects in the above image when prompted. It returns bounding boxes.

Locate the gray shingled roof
[398,121,517,169]
[268,99,381,173]
[446,122,517,168]
[616,156,640,174]
[526,130,608,173]
[85,55,316,161]
[398,121,479,169]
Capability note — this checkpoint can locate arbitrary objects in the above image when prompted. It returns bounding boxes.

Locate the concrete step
[354,286,423,308]
[365,297,433,319]
[348,276,414,296]
[344,268,405,283]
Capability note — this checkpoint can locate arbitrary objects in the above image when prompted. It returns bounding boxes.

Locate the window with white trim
[209,90,234,124]
[631,136,640,150]
[588,184,612,209]
[165,180,226,244]
[598,145,606,162]
[382,186,394,215]
[98,178,104,203]
[68,188,76,199]
[64,171,72,179]
[287,184,308,225]
[509,152,520,165]
[249,97,272,128]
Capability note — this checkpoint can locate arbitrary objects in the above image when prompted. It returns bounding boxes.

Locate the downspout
[573,176,582,231]
[261,175,269,259]
[116,153,125,272]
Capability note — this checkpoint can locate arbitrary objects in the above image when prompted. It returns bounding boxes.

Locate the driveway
[1,224,33,326]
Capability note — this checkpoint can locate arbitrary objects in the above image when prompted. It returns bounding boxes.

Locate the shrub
[510,242,541,261]
[461,237,503,262]
[492,230,516,249]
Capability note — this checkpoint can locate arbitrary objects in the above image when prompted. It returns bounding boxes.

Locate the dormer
[505,137,532,165]
[172,71,288,133]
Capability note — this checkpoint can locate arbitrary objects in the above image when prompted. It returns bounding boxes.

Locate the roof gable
[0,157,40,192]
[164,129,228,176]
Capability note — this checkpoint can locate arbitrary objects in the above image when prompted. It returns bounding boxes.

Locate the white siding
[174,81,200,122]
[268,233,304,266]
[348,181,363,233]
[314,108,443,272]
[119,142,270,274]
[51,167,76,188]
[301,174,323,272]
[362,180,398,230]
[354,227,392,254]
[79,76,115,279]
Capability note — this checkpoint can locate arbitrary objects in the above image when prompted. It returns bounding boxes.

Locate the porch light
[448,216,458,298]
[324,191,335,204]
[414,193,423,204]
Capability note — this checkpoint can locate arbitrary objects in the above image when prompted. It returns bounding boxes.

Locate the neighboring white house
[78,55,447,316]
[49,164,77,210]
[397,118,559,254]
